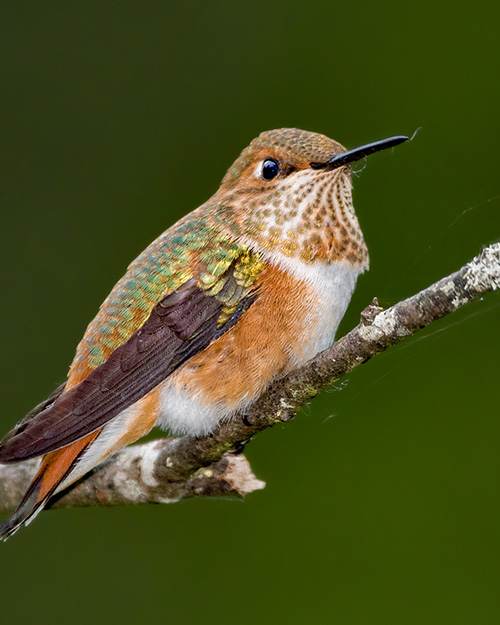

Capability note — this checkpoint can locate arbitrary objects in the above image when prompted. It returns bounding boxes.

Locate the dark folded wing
[0,382,66,448]
[0,271,258,463]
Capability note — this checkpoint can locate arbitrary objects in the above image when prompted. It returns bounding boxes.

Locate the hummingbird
[0,128,407,539]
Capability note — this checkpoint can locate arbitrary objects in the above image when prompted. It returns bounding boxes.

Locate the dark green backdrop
[1,2,499,624]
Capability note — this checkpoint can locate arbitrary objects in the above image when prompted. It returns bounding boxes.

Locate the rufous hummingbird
[0,128,407,539]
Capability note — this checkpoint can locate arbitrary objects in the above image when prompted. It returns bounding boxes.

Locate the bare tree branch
[1,243,499,514]
[0,445,265,511]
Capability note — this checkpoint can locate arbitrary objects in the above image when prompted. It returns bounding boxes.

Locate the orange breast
[169,262,321,410]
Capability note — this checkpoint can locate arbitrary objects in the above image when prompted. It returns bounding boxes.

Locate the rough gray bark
[0,242,499,513]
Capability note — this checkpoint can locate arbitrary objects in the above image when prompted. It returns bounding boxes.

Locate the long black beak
[310,135,408,170]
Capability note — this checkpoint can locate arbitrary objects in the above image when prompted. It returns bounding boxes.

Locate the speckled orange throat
[222,168,368,266]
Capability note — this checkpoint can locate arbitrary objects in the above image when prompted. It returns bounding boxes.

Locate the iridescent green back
[69,206,250,382]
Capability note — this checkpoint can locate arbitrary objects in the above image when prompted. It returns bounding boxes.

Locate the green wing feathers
[199,248,266,326]
[69,215,264,381]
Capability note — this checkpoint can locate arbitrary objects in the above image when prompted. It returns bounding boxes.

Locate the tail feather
[0,474,49,541]
[0,430,100,541]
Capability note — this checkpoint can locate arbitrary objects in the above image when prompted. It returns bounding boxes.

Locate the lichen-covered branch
[0,243,499,513]
[0,441,265,512]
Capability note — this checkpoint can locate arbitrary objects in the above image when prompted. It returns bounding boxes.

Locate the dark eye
[262,158,279,181]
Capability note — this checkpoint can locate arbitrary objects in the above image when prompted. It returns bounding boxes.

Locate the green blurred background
[1,2,499,623]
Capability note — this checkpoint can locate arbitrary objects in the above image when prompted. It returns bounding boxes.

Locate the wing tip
[0,445,18,465]
[0,439,36,464]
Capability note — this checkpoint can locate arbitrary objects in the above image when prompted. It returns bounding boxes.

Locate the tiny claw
[231,439,251,455]
[360,298,383,325]
[242,414,252,427]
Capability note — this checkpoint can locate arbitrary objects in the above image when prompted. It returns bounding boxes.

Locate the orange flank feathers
[170,263,318,409]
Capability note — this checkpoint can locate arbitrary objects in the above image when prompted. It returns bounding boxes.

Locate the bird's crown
[221,128,345,189]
